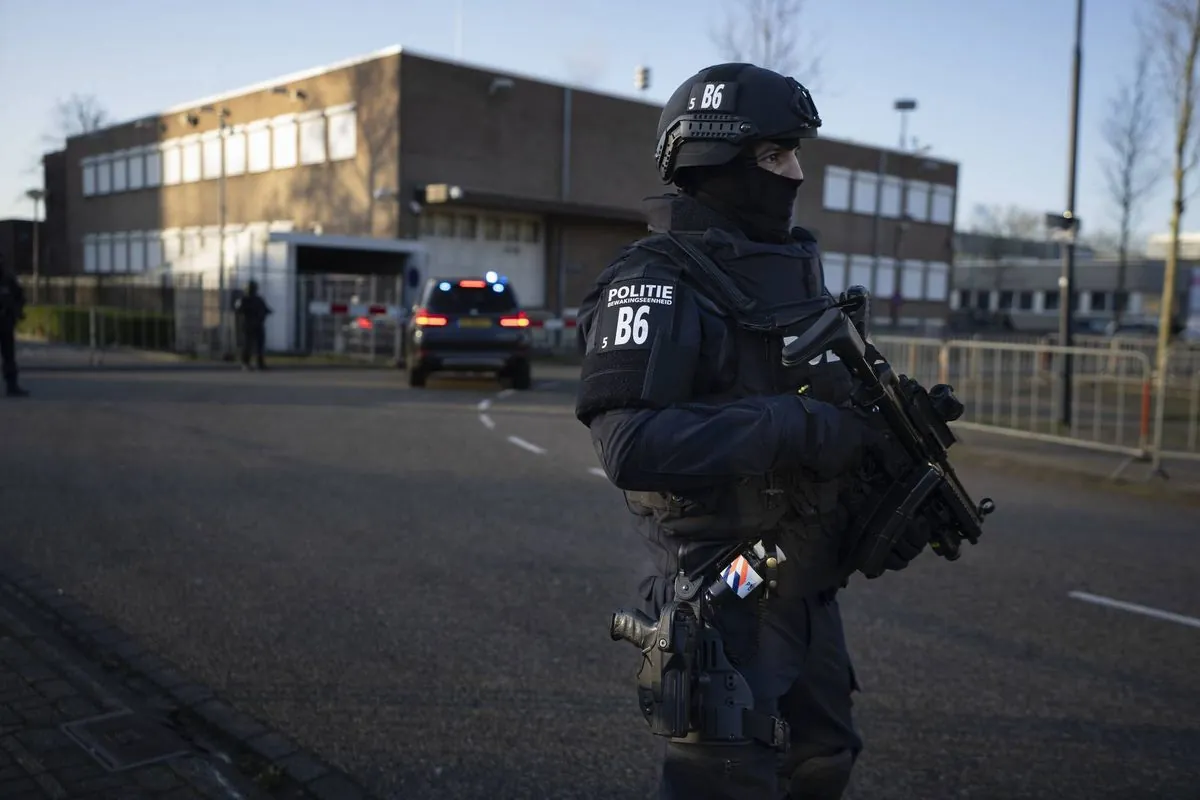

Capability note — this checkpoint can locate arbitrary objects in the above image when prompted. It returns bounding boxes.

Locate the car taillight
[413,309,448,326]
[356,317,372,330]
[459,279,486,288]
[500,312,531,328]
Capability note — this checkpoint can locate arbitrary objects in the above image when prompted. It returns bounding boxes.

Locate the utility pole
[1057,0,1085,429]
[25,188,44,304]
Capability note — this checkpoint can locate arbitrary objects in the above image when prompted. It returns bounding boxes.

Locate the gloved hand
[880,515,933,573]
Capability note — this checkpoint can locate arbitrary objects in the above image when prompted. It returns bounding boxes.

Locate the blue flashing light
[438,281,452,291]
[484,270,499,283]
[499,275,509,284]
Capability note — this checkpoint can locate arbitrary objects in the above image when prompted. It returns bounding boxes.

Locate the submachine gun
[608,286,995,748]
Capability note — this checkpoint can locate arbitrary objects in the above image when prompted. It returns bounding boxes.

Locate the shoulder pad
[791,226,818,243]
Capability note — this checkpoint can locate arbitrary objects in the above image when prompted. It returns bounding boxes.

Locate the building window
[202,132,223,180]
[457,215,478,239]
[97,235,112,272]
[905,181,930,222]
[112,233,128,272]
[924,262,947,301]
[502,219,520,242]
[849,255,873,289]
[483,217,502,241]
[145,232,163,271]
[163,231,182,265]
[82,159,97,196]
[973,290,990,310]
[874,257,896,297]
[521,220,541,243]
[901,260,924,299]
[129,233,145,272]
[822,166,852,211]
[434,213,454,237]
[419,213,435,237]
[128,149,145,190]
[299,112,326,165]
[957,289,971,308]
[851,171,878,215]
[822,252,847,295]
[1018,291,1034,310]
[998,290,1014,309]
[272,115,298,170]
[95,157,112,194]
[83,236,97,273]
[930,185,955,225]
[225,127,247,176]
[1044,290,1060,310]
[1114,291,1129,312]
[111,153,128,192]
[162,141,182,185]
[248,123,271,173]
[326,104,357,162]
[880,176,902,218]
[181,136,202,183]
[1090,291,1109,311]
[146,147,163,187]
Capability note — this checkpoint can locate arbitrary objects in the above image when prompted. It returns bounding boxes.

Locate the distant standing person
[0,254,29,397]
[234,280,272,371]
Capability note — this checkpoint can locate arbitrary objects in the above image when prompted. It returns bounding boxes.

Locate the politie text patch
[687,81,738,112]
[595,279,676,352]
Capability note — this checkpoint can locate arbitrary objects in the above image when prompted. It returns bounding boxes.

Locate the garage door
[419,208,546,308]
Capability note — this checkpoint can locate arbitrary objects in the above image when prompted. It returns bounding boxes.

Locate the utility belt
[609,538,793,752]
[623,472,840,538]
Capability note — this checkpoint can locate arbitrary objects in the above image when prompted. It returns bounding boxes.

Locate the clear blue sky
[0,0,1174,241]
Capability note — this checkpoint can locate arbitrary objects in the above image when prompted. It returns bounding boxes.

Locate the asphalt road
[2,364,1198,800]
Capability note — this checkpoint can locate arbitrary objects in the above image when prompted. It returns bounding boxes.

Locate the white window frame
[925,261,949,301]
[325,103,357,162]
[851,171,879,215]
[247,120,271,173]
[900,260,925,300]
[95,156,112,195]
[822,166,852,212]
[225,125,247,176]
[879,176,902,218]
[905,180,931,222]
[271,113,298,170]
[127,147,146,190]
[161,229,182,266]
[110,151,128,193]
[97,233,113,272]
[83,235,98,273]
[111,232,129,273]
[145,145,162,187]
[181,134,203,183]
[82,157,97,197]
[298,110,327,165]
[930,185,956,226]
[202,130,223,180]
[128,231,146,272]
[161,140,182,186]
[821,252,848,296]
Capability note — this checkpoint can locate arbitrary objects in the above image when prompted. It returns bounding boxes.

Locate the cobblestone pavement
[0,585,272,800]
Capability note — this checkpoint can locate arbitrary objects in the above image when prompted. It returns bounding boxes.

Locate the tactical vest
[616,228,854,570]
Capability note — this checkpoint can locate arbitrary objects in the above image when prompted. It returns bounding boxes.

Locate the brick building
[44,45,961,349]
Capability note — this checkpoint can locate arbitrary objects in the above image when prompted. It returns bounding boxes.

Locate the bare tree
[42,93,110,151]
[711,0,823,88]
[1101,37,1164,322]
[969,203,1044,291]
[1146,0,1200,474]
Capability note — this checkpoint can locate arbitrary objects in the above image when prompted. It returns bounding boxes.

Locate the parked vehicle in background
[403,273,533,389]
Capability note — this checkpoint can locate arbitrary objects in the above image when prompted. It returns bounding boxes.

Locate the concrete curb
[0,555,378,800]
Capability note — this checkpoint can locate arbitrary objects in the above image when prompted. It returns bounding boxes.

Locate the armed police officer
[234,280,272,371]
[575,64,936,799]
[0,254,29,398]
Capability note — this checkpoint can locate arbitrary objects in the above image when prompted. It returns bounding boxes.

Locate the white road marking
[479,414,495,430]
[507,436,546,455]
[1068,591,1200,630]
[588,467,607,478]
[477,398,491,411]
[498,389,515,399]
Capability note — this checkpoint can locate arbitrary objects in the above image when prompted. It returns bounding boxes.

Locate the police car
[403,271,533,389]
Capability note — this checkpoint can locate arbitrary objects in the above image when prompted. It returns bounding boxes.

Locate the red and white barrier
[308,301,404,317]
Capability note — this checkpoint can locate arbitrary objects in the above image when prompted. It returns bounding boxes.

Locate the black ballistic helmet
[654,63,822,184]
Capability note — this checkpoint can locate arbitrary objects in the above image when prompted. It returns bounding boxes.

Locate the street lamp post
[874,99,918,329]
[24,188,44,304]
[894,98,917,151]
[1057,0,1085,430]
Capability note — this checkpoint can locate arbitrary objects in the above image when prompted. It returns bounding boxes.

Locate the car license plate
[458,318,492,328]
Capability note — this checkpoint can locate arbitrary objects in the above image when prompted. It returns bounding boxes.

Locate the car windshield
[425,283,519,314]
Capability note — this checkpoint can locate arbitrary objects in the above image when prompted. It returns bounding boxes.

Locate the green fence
[17,305,176,351]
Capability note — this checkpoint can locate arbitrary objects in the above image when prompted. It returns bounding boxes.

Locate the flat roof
[88,44,955,165]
